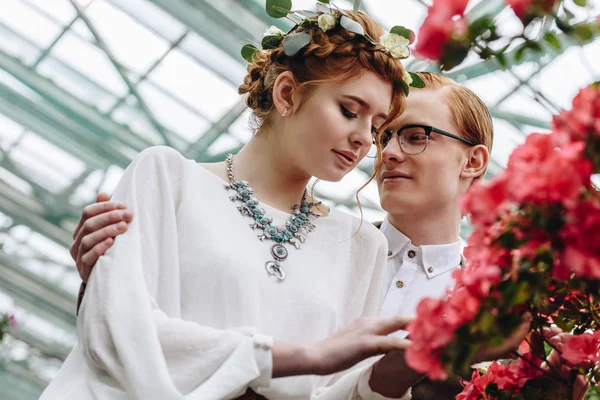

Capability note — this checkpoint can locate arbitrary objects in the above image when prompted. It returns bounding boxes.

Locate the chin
[313,168,347,183]
[379,193,415,215]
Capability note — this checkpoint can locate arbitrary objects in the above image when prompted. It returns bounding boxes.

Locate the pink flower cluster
[562,331,600,366]
[415,0,469,60]
[406,83,600,391]
[457,353,544,400]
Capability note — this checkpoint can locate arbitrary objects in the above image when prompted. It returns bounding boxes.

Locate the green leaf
[390,25,415,44]
[261,35,284,50]
[266,0,292,18]
[514,43,528,62]
[469,16,494,39]
[316,0,330,3]
[340,15,365,35]
[353,0,362,14]
[400,80,409,96]
[495,52,507,67]
[282,32,311,56]
[573,0,587,5]
[408,72,425,88]
[241,44,259,62]
[573,24,595,42]
[544,31,561,50]
[294,9,318,18]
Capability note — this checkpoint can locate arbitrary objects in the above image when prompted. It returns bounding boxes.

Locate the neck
[232,130,312,213]
[386,204,461,246]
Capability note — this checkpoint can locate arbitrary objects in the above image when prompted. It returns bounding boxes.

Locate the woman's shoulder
[328,208,387,249]
[133,145,188,167]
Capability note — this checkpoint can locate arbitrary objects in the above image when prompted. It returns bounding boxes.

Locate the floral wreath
[241,0,425,95]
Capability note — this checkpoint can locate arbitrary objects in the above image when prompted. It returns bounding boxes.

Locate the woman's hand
[70,193,133,282]
[273,315,412,378]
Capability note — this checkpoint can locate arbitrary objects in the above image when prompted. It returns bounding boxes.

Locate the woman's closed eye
[340,105,358,119]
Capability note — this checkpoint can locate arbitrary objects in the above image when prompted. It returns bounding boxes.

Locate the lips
[333,150,358,164]
[381,170,412,181]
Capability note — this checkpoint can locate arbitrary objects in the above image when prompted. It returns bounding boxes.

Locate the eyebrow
[341,95,389,120]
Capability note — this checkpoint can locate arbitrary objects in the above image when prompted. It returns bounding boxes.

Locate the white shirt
[40,146,392,400]
[379,217,463,337]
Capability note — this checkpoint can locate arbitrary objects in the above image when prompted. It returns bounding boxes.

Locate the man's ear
[461,145,489,180]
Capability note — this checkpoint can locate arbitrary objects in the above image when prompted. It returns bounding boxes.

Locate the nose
[381,133,407,165]
[350,120,374,150]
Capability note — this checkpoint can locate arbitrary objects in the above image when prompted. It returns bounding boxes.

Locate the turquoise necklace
[225,154,322,281]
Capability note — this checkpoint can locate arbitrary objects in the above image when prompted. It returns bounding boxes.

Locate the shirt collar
[380,216,463,278]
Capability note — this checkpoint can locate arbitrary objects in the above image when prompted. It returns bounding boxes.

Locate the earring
[281,108,288,117]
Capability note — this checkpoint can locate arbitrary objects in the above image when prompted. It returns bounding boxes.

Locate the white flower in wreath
[379,32,410,59]
[318,13,337,32]
[264,25,285,37]
[402,70,413,86]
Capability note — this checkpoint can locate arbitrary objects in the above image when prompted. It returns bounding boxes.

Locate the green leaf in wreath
[340,15,365,36]
[283,32,311,56]
[262,35,284,50]
[241,44,260,62]
[266,0,292,18]
[317,0,330,3]
[408,72,425,89]
[316,3,331,13]
[400,79,409,96]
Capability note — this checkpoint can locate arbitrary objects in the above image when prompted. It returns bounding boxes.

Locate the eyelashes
[340,105,358,119]
[341,105,380,135]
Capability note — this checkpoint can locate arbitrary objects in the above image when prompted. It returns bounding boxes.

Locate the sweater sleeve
[78,146,272,400]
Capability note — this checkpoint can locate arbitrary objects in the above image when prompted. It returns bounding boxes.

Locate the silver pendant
[271,244,288,261]
[265,261,286,281]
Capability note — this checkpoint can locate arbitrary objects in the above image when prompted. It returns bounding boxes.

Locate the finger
[73,201,128,240]
[96,192,110,203]
[542,326,563,338]
[528,330,545,358]
[72,209,131,263]
[372,315,414,335]
[368,336,412,356]
[79,221,128,256]
[78,237,113,282]
[573,375,590,400]
[76,209,132,246]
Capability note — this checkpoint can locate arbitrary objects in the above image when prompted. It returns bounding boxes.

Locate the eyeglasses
[371,124,476,156]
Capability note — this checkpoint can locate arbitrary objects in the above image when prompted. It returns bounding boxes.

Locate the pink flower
[415,0,469,60]
[453,264,502,298]
[405,298,455,379]
[507,0,559,23]
[506,0,532,19]
[445,287,482,326]
[512,352,544,386]
[552,80,600,145]
[457,369,497,400]
[561,199,600,279]
[461,175,509,228]
[408,298,455,348]
[405,343,448,380]
[505,133,592,206]
[562,331,600,366]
